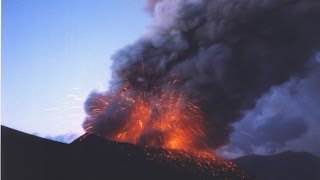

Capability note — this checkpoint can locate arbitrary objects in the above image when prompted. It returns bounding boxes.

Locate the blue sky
[2,0,150,136]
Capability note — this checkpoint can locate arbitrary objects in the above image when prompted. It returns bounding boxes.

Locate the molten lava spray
[84,83,207,151]
[83,0,320,152]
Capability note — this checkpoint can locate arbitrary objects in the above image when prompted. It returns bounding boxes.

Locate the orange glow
[85,79,208,152]
[113,98,151,143]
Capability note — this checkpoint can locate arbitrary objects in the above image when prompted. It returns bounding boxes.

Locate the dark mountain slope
[1,126,248,180]
[1,126,68,180]
[232,151,320,180]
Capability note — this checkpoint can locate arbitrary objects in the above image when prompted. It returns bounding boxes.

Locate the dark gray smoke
[217,56,320,158]
[84,0,320,149]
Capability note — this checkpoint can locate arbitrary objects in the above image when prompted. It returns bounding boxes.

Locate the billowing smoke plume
[83,0,320,150]
[217,54,320,158]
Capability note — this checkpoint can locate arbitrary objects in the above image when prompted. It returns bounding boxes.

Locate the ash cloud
[217,58,320,158]
[84,0,320,149]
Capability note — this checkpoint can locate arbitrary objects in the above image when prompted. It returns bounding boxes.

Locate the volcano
[1,126,249,180]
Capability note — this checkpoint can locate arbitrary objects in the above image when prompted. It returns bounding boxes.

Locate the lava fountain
[83,71,208,152]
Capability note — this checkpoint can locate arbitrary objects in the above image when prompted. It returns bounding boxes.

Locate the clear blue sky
[2,0,150,136]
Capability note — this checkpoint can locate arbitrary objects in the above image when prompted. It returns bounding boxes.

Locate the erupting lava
[83,78,208,152]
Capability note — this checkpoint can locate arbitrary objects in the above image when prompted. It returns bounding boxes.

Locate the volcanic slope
[2,126,249,180]
[232,151,320,180]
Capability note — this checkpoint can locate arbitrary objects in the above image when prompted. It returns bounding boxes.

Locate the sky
[2,0,319,158]
[2,0,150,136]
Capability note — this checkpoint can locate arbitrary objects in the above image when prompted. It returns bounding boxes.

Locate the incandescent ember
[74,132,250,179]
[83,74,209,152]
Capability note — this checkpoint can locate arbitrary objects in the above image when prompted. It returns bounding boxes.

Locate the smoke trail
[84,0,320,149]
